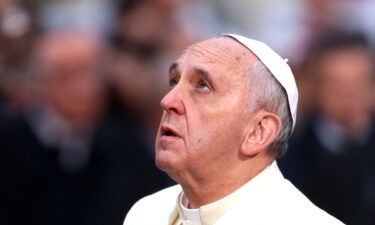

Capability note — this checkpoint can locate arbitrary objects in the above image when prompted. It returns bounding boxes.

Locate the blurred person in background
[0,30,168,225]
[0,0,38,121]
[279,31,375,225]
[106,0,193,156]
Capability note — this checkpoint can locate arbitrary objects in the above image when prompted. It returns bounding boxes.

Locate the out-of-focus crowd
[0,0,374,225]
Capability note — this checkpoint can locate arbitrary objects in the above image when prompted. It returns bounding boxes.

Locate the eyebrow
[169,63,178,75]
[193,67,215,89]
[168,63,215,89]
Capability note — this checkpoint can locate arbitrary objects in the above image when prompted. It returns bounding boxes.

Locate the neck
[171,157,272,208]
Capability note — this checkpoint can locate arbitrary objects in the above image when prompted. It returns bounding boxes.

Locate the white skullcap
[221,33,298,130]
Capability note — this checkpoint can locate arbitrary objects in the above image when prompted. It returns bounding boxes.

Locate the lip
[160,125,181,139]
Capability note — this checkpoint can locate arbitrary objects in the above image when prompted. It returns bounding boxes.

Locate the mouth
[161,126,180,138]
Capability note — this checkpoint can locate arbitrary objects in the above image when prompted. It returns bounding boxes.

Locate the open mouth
[162,126,180,138]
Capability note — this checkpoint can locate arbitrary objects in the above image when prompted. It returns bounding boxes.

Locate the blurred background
[0,0,374,225]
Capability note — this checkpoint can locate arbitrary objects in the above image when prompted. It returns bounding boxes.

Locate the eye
[169,77,178,87]
[197,80,210,91]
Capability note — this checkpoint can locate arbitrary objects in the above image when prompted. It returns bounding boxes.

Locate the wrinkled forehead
[179,37,258,71]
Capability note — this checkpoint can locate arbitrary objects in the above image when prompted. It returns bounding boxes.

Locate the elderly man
[123,34,343,225]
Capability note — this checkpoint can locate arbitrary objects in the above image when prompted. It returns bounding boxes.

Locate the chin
[155,149,184,172]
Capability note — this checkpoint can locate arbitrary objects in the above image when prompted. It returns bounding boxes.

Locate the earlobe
[240,111,281,156]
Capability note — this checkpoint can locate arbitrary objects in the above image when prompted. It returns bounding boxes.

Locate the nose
[160,86,185,115]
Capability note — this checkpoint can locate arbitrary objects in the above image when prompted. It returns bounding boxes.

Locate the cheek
[198,94,246,129]
[188,105,246,155]
[185,121,244,172]
[184,89,248,157]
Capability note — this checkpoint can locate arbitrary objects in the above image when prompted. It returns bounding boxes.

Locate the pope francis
[123,34,344,225]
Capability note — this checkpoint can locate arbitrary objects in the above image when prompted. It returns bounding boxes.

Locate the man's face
[155,38,258,178]
[38,34,105,128]
[317,47,374,129]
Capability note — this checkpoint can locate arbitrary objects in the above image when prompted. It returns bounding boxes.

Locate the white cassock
[123,161,344,225]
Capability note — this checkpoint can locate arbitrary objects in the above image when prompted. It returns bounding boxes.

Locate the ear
[240,110,282,156]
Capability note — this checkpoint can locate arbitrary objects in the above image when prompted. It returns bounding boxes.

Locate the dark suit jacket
[0,114,171,225]
[278,115,375,225]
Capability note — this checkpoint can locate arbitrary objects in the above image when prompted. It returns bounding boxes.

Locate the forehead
[176,37,258,74]
[318,47,373,82]
[37,33,101,69]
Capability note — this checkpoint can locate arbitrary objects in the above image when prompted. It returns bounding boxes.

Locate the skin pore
[155,37,281,208]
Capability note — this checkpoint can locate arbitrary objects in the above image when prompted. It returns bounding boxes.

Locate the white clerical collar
[179,197,201,225]
[177,162,277,225]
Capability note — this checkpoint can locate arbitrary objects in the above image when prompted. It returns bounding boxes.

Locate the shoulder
[239,162,344,224]
[269,161,345,224]
[123,184,182,225]
[270,177,344,224]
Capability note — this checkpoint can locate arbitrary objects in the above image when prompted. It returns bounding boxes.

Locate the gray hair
[247,61,293,157]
